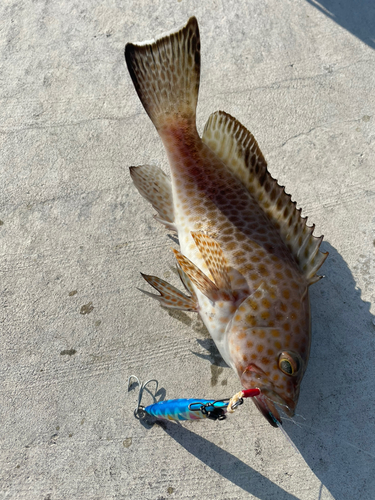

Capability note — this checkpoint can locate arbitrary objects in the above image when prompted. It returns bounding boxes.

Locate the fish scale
[125,17,327,426]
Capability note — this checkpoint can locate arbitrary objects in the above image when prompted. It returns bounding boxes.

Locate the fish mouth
[240,364,297,427]
[252,390,296,427]
[252,393,282,427]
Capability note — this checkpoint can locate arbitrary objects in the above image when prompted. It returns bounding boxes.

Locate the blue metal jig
[128,375,260,422]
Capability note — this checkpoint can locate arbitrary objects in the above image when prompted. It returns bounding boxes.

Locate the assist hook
[127,375,158,418]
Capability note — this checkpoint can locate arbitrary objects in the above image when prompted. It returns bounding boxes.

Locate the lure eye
[278,351,301,376]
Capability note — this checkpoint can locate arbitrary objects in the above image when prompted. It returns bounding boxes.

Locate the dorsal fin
[202,111,328,283]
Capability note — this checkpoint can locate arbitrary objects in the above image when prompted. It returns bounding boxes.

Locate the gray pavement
[1,1,374,499]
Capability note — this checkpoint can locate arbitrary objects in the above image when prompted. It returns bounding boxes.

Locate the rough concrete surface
[1,1,374,499]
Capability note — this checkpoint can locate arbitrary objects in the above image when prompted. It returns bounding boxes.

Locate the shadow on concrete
[306,0,375,49]
[164,423,300,499]
[153,241,374,498]
[284,240,375,498]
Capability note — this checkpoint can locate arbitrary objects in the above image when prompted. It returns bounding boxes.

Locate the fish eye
[278,351,301,376]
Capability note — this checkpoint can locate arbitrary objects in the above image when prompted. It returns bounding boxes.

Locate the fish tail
[125,17,200,130]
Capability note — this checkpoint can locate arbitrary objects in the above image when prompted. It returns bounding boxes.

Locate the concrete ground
[1,1,374,499]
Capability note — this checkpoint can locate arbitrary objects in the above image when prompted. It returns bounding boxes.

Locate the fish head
[227,284,310,427]
[239,348,305,427]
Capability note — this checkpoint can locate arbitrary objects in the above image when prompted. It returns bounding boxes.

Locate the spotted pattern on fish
[202,112,326,283]
[125,17,327,426]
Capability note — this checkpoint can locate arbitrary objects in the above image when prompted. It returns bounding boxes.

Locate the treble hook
[127,375,158,417]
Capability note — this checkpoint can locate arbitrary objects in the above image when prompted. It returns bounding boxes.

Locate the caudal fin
[125,17,200,130]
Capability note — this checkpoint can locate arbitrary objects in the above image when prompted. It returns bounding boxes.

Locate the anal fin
[129,165,175,229]
[140,273,197,311]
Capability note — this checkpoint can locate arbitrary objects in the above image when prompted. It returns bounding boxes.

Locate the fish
[125,17,328,427]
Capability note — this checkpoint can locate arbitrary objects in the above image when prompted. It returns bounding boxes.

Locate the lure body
[125,18,327,426]
[144,398,228,421]
[141,388,261,421]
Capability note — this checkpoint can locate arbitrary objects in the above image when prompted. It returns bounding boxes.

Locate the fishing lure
[128,376,260,422]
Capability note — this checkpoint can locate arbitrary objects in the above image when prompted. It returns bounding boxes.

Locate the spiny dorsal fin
[202,111,328,283]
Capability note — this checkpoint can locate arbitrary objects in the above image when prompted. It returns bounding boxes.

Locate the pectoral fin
[191,232,231,291]
[172,249,221,301]
[172,233,236,302]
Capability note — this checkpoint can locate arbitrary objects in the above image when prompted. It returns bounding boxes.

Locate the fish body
[125,18,327,426]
